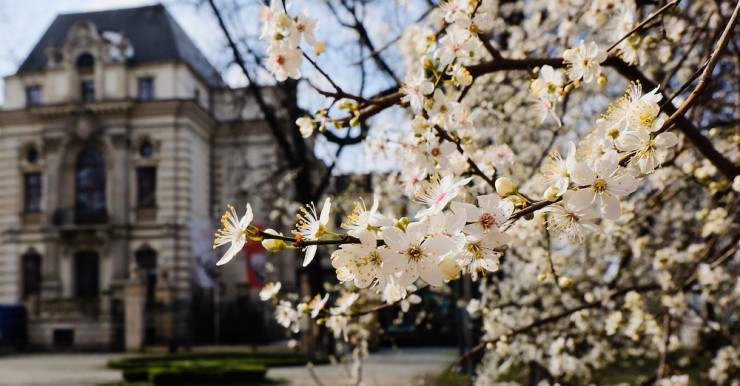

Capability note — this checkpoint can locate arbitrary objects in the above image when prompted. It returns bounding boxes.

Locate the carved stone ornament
[61,20,102,68]
[42,136,65,154]
[76,114,98,140]
[45,44,62,70]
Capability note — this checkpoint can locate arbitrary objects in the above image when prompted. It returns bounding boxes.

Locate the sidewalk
[0,353,124,386]
[268,347,457,386]
[0,347,456,386]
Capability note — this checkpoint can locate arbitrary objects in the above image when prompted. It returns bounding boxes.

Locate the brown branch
[434,125,496,188]
[455,284,661,366]
[657,0,740,135]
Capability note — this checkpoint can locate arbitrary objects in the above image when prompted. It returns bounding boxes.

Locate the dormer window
[26,86,42,107]
[81,80,95,102]
[138,77,154,100]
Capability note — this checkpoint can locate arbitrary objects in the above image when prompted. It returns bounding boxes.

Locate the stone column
[155,269,174,344]
[123,272,145,352]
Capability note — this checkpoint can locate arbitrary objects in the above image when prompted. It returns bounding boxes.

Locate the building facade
[0,5,296,350]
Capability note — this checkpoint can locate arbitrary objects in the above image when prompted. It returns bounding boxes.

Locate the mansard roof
[17,4,226,87]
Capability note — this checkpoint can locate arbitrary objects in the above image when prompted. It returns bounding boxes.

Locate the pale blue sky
[0,0,249,102]
[0,0,412,174]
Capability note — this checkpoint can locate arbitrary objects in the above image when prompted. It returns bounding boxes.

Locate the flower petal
[601,194,622,220]
[303,245,317,267]
[382,227,409,251]
[418,258,444,286]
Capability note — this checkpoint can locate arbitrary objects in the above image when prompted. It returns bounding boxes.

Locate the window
[75,148,106,224]
[22,253,41,299]
[138,77,154,100]
[139,142,153,157]
[24,173,42,213]
[76,53,94,69]
[74,251,99,298]
[26,148,39,163]
[137,167,157,208]
[81,80,95,102]
[26,86,42,106]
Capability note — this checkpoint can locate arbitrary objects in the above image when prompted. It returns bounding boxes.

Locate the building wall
[0,10,301,348]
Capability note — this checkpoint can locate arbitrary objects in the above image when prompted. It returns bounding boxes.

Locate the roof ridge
[15,4,226,88]
[57,4,164,17]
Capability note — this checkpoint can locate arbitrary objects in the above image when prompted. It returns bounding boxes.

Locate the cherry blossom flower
[259,282,281,301]
[532,96,562,127]
[441,0,475,23]
[530,65,564,98]
[607,83,662,132]
[568,151,639,220]
[333,292,360,314]
[258,0,285,41]
[326,314,350,341]
[435,27,478,66]
[265,42,302,81]
[427,210,466,252]
[617,118,678,175]
[213,203,253,266]
[414,175,473,219]
[294,197,332,266]
[459,232,509,280]
[331,230,401,289]
[540,142,577,195]
[563,41,607,83]
[341,195,393,237]
[401,69,434,111]
[275,300,299,333]
[308,293,329,318]
[451,194,514,237]
[544,191,601,244]
[288,10,319,47]
[296,116,314,138]
[401,166,428,197]
[380,222,454,287]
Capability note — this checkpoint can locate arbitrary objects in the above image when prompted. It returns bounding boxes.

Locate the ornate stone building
[0,5,296,350]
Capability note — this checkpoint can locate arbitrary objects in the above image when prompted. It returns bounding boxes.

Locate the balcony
[51,208,108,226]
[37,298,101,321]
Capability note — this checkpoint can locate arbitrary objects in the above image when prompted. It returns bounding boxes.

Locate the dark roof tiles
[17,4,226,87]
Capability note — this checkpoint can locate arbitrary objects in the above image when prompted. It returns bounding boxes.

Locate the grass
[105,351,328,386]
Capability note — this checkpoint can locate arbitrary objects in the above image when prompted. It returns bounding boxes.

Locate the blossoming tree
[208,0,740,384]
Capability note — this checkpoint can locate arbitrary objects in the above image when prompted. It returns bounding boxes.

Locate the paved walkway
[0,347,456,386]
[0,353,124,386]
[268,347,457,386]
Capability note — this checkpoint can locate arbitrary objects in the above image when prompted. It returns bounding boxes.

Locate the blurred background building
[0,4,298,350]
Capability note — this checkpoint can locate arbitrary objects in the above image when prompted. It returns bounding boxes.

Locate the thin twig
[606,0,681,53]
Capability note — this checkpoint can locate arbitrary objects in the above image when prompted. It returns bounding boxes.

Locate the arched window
[75,148,106,224]
[76,53,94,70]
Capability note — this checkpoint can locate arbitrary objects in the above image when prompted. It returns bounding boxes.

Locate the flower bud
[558,276,573,287]
[495,177,516,196]
[544,186,560,201]
[597,73,608,86]
[394,217,410,231]
[438,258,461,281]
[537,273,548,281]
[708,128,720,137]
[274,13,291,29]
[421,56,434,71]
[313,41,325,56]
[262,229,287,252]
[733,176,740,192]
